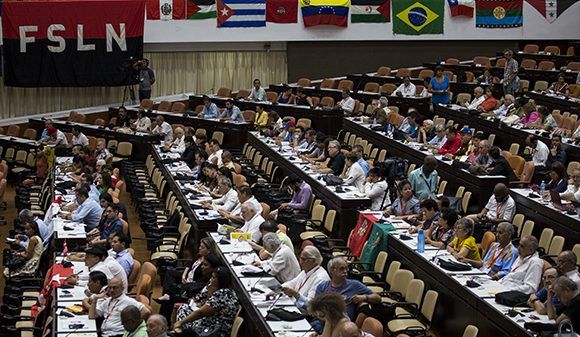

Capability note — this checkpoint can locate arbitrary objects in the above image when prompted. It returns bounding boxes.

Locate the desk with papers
[248,131,371,239]
[343,118,507,211]
[527,90,580,115]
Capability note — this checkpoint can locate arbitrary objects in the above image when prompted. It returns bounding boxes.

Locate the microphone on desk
[231,253,245,266]
[299,327,315,337]
[506,301,529,318]
[267,293,283,311]
[250,275,266,294]
[430,236,452,262]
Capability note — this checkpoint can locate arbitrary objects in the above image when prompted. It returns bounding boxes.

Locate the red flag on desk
[349,213,379,257]
[266,0,298,23]
[62,239,68,257]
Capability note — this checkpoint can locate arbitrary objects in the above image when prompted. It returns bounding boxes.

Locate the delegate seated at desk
[467,183,516,226]
[280,246,330,308]
[199,96,219,119]
[529,267,562,316]
[416,119,435,145]
[239,202,265,242]
[433,126,461,155]
[341,152,366,192]
[313,140,345,176]
[561,168,580,202]
[394,76,416,97]
[251,233,300,283]
[500,235,544,294]
[152,116,173,142]
[63,187,103,231]
[486,146,517,180]
[547,276,580,330]
[202,177,239,212]
[424,207,457,248]
[383,180,420,219]
[446,218,481,261]
[460,222,518,280]
[248,78,267,102]
[462,86,485,110]
[338,89,356,115]
[133,109,151,132]
[247,220,293,260]
[219,99,245,123]
[398,111,419,139]
[163,127,185,154]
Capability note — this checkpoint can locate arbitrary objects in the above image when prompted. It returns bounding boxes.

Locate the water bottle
[387,124,393,137]
[373,117,377,125]
[539,180,546,200]
[417,229,425,253]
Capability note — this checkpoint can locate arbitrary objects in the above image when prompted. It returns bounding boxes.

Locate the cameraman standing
[135,59,155,101]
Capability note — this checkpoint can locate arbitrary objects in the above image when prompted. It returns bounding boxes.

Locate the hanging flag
[447,0,474,16]
[300,0,350,27]
[187,0,217,19]
[392,0,444,35]
[147,0,187,20]
[475,0,522,28]
[217,0,266,27]
[351,0,390,23]
[267,0,298,23]
[526,0,575,23]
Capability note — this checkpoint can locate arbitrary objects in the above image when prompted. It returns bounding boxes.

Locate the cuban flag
[217,0,266,27]
[447,0,474,16]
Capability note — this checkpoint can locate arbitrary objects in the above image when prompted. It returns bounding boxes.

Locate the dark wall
[286,40,519,82]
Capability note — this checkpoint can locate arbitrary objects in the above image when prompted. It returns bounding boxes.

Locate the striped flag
[217,0,266,27]
[475,0,523,28]
[351,0,390,23]
[447,0,474,17]
[187,0,217,19]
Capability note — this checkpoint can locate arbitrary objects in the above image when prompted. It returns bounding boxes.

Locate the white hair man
[251,233,300,283]
[281,246,330,309]
[239,201,265,242]
[464,86,485,110]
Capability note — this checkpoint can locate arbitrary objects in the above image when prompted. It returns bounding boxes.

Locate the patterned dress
[176,288,239,337]
[3,235,43,277]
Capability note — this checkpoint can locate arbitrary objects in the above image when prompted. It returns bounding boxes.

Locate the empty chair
[445,58,460,65]
[418,69,434,80]
[508,155,525,178]
[242,110,255,122]
[509,143,520,155]
[538,228,554,252]
[520,79,530,92]
[537,60,555,71]
[6,125,20,137]
[363,82,380,93]
[236,89,250,99]
[320,78,337,89]
[381,83,397,94]
[520,59,537,69]
[463,325,479,337]
[443,70,455,81]
[337,80,354,90]
[170,102,186,113]
[456,93,472,105]
[297,118,312,128]
[473,56,491,67]
[495,58,506,68]
[157,101,172,111]
[523,44,539,54]
[21,128,37,140]
[376,66,392,76]
[320,96,335,108]
[543,45,560,55]
[534,80,549,92]
[212,131,224,144]
[140,99,154,109]
[216,87,232,97]
[266,91,278,103]
[567,62,580,72]
[297,78,311,87]
[387,290,439,336]
[94,118,106,126]
[547,236,565,256]
[395,68,411,78]
[521,220,534,238]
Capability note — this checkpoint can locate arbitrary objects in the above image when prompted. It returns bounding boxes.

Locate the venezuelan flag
[300,0,350,27]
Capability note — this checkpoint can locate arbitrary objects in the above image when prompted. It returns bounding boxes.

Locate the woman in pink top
[520,101,539,127]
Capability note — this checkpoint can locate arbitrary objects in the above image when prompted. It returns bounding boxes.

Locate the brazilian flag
[393,0,444,35]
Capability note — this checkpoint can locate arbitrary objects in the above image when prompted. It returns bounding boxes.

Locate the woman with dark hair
[308,293,349,337]
[429,66,450,105]
[408,198,440,234]
[383,180,420,218]
[4,220,43,277]
[363,168,390,211]
[202,164,219,191]
[277,86,296,104]
[96,171,115,196]
[447,218,481,261]
[549,73,570,96]
[293,125,306,148]
[425,207,457,248]
[547,161,568,193]
[173,267,239,337]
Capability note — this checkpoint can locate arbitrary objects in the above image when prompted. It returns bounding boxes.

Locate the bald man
[121,306,147,337]
[408,155,438,201]
[89,278,150,337]
[468,183,516,226]
[338,321,375,337]
[146,314,169,337]
[556,251,580,288]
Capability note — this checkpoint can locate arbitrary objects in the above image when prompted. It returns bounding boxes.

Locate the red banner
[1,0,145,87]
[348,213,379,258]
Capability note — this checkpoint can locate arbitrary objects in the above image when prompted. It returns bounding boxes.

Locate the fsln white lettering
[77,24,95,51]
[19,26,37,53]
[47,24,66,53]
[106,23,127,52]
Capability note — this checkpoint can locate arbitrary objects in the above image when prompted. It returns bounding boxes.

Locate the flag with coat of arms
[147,0,186,19]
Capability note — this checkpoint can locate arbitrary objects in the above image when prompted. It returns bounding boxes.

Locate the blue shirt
[36,217,51,246]
[89,184,101,202]
[72,198,103,231]
[202,103,219,119]
[429,134,447,148]
[113,249,134,276]
[481,242,519,279]
[399,118,418,138]
[536,288,562,312]
[357,158,370,176]
[315,279,373,320]
[101,218,123,241]
[408,167,438,201]
[430,76,450,105]
[220,105,245,123]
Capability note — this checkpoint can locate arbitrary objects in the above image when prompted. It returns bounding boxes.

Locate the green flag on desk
[359,222,396,268]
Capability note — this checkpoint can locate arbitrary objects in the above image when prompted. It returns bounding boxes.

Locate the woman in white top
[363,168,390,211]
[341,152,366,192]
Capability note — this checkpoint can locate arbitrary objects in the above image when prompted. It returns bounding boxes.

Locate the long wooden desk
[510,188,580,249]
[388,233,538,337]
[248,132,371,240]
[510,51,580,69]
[268,84,431,116]
[125,108,252,150]
[189,95,343,136]
[433,104,580,163]
[0,134,41,152]
[28,118,160,161]
[343,118,507,211]
[527,91,580,115]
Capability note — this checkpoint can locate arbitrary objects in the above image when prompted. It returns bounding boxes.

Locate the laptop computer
[549,189,573,212]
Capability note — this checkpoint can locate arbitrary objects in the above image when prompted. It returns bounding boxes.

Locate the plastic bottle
[417,229,425,253]
[373,117,377,125]
[387,124,393,137]
[539,180,546,199]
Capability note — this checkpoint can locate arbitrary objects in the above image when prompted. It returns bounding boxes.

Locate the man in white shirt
[500,235,544,294]
[85,247,114,280]
[252,233,300,283]
[71,126,89,147]
[240,202,265,242]
[341,152,366,192]
[247,78,266,102]
[207,139,224,166]
[469,183,516,226]
[526,135,549,167]
[218,186,262,225]
[95,140,113,162]
[163,127,185,154]
[133,109,151,132]
[203,178,239,212]
[494,94,515,118]
[464,86,485,110]
[152,116,173,142]
[338,89,356,115]
[394,76,416,97]
[556,251,580,288]
[281,246,330,309]
[89,277,150,337]
[561,168,580,202]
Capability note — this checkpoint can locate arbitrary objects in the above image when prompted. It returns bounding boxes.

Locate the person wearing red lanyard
[279,246,330,310]
[459,222,519,280]
[383,180,421,220]
[500,235,544,294]
[468,183,516,227]
[89,277,150,337]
